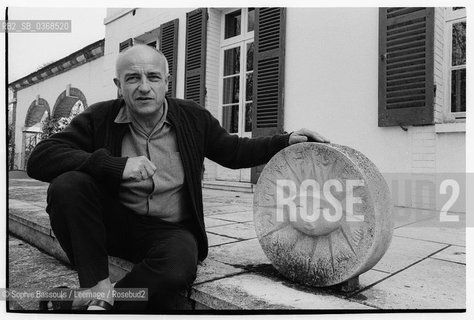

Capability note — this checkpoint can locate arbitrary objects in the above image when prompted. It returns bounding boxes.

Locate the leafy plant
[8,123,15,170]
[40,109,81,140]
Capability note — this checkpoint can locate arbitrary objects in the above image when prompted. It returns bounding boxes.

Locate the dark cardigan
[27,97,290,261]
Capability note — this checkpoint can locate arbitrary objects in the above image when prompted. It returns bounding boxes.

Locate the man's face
[114,47,169,120]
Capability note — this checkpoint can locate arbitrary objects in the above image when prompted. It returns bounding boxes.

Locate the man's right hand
[122,156,157,181]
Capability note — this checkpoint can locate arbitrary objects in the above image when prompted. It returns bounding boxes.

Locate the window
[147,41,157,48]
[134,27,160,48]
[445,7,466,118]
[220,8,255,136]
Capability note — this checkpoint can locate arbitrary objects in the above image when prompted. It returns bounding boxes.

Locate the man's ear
[113,78,121,89]
[113,78,122,96]
[165,74,170,93]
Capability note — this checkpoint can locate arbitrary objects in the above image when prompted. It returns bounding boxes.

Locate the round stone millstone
[253,142,394,287]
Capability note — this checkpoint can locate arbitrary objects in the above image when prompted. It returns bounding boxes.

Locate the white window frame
[443,7,466,120]
[218,8,255,137]
[134,27,160,48]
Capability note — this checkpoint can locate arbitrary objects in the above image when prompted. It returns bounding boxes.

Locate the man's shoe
[87,298,114,310]
[39,286,88,311]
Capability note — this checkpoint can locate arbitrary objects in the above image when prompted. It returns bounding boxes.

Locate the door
[216,8,255,182]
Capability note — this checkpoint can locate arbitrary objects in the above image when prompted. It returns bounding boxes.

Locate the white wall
[14,56,105,167]
[284,8,465,171]
[103,8,195,99]
[285,8,410,173]
[284,8,465,211]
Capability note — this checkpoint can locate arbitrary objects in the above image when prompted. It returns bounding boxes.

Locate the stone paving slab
[195,259,246,285]
[8,236,79,311]
[191,273,373,310]
[203,204,252,215]
[353,270,391,294]
[371,236,448,274]
[8,185,48,190]
[211,210,254,223]
[9,188,49,207]
[207,232,240,247]
[201,202,236,208]
[9,198,45,212]
[392,207,440,228]
[204,217,236,228]
[430,245,466,265]
[207,238,271,267]
[8,177,46,185]
[351,258,466,309]
[9,200,51,233]
[204,195,254,206]
[393,221,466,247]
[207,222,257,240]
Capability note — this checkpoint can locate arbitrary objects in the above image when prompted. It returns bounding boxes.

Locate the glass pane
[224,47,240,76]
[451,69,466,112]
[245,73,253,101]
[246,42,254,71]
[245,102,252,132]
[248,8,255,32]
[452,21,466,66]
[223,105,239,133]
[225,10,241,39]
[223,76,240,104]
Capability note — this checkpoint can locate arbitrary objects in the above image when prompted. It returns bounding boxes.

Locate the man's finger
[141,156,156,171]
[289,134,307,145]
[304,130,329,143]
[143,163,156,177]
[148,161,157,172]
[295,135,308,143]
[138,156,156,177]
[310,134,330,143]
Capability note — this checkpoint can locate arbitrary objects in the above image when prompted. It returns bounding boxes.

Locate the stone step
[8,201,205,310]
[203,180,254,193]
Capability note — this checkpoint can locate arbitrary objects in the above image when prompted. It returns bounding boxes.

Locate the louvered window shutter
[185,8,207,106]
[160,19,179,98]
[378,7,435,127]
[117,38,133,98]
[119,38,133,52]
[251,7,286,183]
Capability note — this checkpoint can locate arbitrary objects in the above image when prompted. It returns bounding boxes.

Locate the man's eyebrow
[147,71,162,76]
[124,71,140,77]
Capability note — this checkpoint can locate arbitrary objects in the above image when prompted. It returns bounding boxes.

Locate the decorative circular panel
[254,143,393,287]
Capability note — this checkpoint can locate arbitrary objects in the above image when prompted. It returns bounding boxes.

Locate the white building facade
[9,7,466,211]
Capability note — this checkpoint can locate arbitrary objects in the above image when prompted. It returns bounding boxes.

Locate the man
[27,44,329,311]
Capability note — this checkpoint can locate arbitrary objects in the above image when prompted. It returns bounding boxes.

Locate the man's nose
[138,77,151,92]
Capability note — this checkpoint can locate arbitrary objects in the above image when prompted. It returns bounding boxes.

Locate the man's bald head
[113,44,170,126]
[115,44,169,79]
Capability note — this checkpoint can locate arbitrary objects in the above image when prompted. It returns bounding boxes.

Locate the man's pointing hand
[122,156,157,181]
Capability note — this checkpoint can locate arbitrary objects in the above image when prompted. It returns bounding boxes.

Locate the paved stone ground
[8,236,79,311]
[8,177,467,310]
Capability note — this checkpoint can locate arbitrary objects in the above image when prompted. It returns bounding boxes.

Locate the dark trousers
[46,171,199,311]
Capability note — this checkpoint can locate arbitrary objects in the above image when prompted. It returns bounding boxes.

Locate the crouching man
[27,44,328,311]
